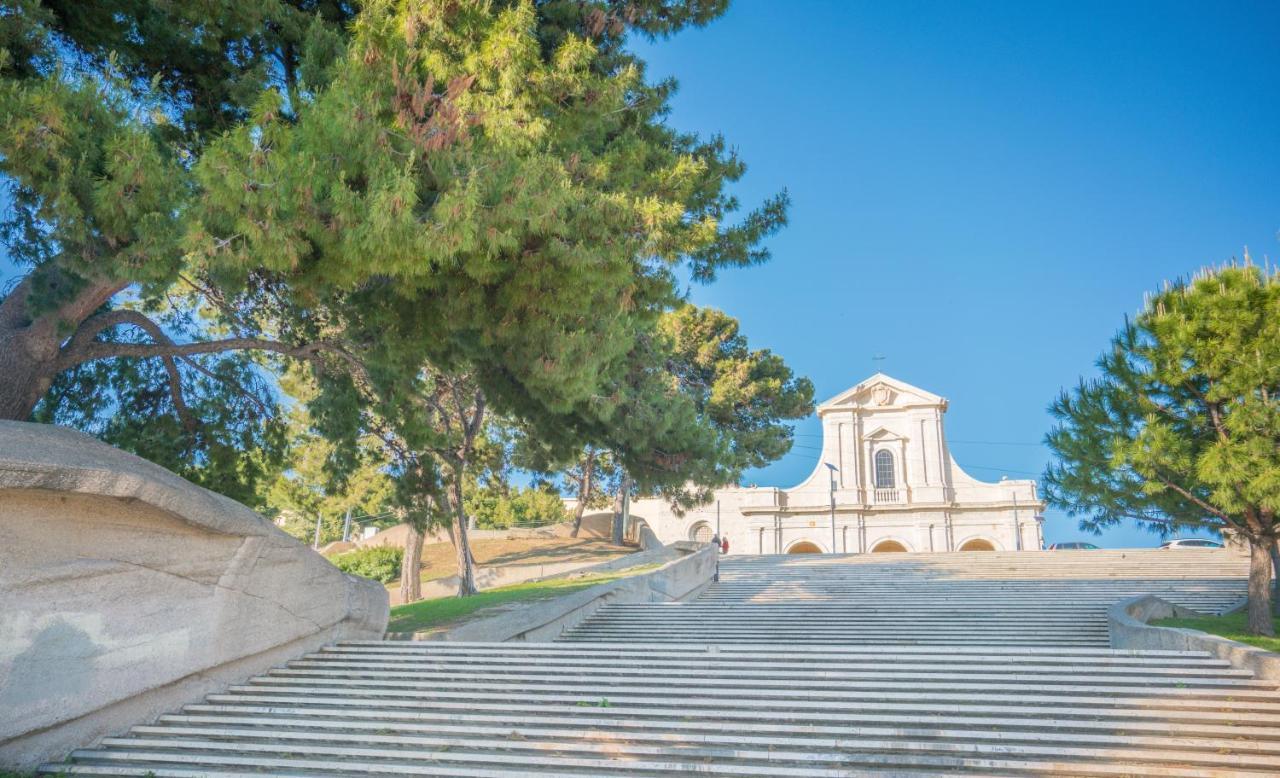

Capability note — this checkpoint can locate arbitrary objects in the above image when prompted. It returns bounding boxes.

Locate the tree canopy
[1045,263,1280,635]
[1,0,785,496]
[1,1,817,604]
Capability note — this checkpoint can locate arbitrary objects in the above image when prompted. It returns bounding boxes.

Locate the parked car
[1159,538,1224,549]
[1047,541,1101,550]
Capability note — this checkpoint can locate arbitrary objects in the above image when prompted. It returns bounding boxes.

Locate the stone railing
[873,488,902,504]
[0,422,389,770]
[1109,595,1279,681]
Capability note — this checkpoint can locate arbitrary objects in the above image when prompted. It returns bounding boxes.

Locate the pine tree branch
[57,308,369,387]
[1150,470,1235,526]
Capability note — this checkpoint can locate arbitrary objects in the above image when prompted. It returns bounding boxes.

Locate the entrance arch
[870,539,910,553]
[958,537,997,552]
[688,522,713,543]
[786,540,824,554]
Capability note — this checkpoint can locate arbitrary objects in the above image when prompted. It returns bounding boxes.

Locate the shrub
[332,545,403,583]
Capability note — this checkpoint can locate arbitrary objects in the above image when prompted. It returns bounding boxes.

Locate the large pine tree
[1,1,785,502]
[1045,263,1280,636]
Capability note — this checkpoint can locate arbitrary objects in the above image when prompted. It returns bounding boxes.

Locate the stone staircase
[563,550,1250,645]
[41,550,1277,776]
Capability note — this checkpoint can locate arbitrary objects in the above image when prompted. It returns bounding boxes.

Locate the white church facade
[628,374,1045,554]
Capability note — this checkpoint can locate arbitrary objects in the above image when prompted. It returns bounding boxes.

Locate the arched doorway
[870,539,909,553]
[688,522,713,543]
[786,540,823,554]
[958,538,996,552]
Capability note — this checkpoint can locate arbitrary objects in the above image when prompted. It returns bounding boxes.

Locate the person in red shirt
[721,537,729,554]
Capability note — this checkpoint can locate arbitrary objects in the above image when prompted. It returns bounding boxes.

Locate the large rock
[0,421,388,769]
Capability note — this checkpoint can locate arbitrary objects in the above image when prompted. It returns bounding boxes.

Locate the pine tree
[1,1,785,488]
[1045,262,1280,636]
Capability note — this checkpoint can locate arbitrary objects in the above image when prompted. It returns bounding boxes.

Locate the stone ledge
[0,421,389,770]
[388,542,717,642]
[1109,594,1280,680]
[0,421,279,538]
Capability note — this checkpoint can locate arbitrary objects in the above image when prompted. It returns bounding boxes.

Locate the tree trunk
[399,522,424,604]
[0,274,128,419]
[611,473,631,545]
[570,450,595,538]
[1247,536,1276,636]
[1271,540,1280,618]
[446,476,478,597]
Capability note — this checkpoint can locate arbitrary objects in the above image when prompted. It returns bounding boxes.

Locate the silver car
[1159,538,1224,549]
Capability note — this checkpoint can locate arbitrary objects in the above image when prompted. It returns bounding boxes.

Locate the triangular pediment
[864,425,905,441]
[818,373,947,413]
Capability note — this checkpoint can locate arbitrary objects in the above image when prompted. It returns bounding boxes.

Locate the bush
[332,545,403,583]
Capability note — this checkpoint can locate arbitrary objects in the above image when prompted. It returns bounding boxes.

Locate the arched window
[689,522,713,543]
[874,449,895,488]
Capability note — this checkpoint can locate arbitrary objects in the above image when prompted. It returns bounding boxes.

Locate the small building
[629,373,1044,554]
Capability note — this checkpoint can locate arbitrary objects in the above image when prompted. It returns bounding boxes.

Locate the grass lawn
[386,565,659,634]
[378,536,631,594]
[1152,611,1280,653]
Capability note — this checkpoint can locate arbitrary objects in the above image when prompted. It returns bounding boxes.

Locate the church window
[874,450,895,488]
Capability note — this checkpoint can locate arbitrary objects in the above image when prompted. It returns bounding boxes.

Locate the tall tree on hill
[562,447,619,537]
[1045,263,1280,636]
[1,0,786,504]
[522,304,815,542]
[263,374,396,543]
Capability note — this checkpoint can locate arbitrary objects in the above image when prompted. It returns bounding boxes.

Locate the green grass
[386,565,659,634]
[1152,611,1280,653]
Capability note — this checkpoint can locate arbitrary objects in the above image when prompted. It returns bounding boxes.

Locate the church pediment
[864,425,905,441]
[818,373,947,414]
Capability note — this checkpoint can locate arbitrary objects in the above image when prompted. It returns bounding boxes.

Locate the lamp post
[824,462,838,554]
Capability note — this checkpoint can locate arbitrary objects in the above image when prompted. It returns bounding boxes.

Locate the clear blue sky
[633,0,1280,548]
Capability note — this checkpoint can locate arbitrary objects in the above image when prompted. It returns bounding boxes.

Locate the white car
[1159,538,1224,549]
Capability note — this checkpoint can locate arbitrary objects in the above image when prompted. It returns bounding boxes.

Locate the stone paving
[42,549,1278,776]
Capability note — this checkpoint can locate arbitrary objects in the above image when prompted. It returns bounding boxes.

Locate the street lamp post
[824,462,838,554]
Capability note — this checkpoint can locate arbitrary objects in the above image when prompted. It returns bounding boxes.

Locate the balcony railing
[874,488,902,504]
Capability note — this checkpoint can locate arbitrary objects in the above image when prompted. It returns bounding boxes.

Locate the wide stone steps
[562,550,1250,646]
[41,642,1280,777]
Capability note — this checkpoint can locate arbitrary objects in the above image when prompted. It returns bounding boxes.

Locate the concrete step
[39,641,1280,776]
[38,550,1266,776]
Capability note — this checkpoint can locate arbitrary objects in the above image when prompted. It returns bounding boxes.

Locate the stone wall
[0,422,389,769]
[389,542,717,642]
[1109,595,1280,681]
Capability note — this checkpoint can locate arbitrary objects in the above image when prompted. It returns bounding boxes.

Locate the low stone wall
[1109,595,1280,681]
[391,542,716,642]
[0,422,389,770]
[402,543,675,603]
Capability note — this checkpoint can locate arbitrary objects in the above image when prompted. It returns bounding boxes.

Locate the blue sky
[633,0,1280,548]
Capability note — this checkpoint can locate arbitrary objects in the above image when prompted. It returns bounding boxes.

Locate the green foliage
[1045,264,1280,541]
[1,1,802,607]
[518,304,814,510]
[263,373,395,527]
[1045,263,1280,634]
[467,484,569,529]
[331,545,404,584]
[31,332,286,508]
